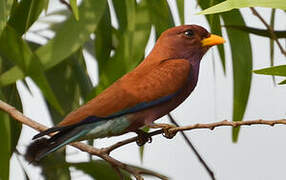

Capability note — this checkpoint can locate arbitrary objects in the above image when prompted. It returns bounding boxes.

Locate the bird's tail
[25,119,102,163]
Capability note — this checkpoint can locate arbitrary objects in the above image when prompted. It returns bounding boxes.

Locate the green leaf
[45,51,89,123]
[37,0,106,69]
[0,0,13,35]
[254,65,286,76]
[146,0,174,37]
[278,79,286,85]
[221,10,252,142]
[70,160,132,180]
[8,0,46,35]
[0,56,23,156]
[0,92,11,180]
[95,2,112,73]
[0,25,64,114]
[177,0,185,24]
[40,152,71,180]
[198,0,286,15]
[139,126,149,163]
[0,0,106,87]
[225,25,286,39]
[198,0,226,72]
[69,0,79,20]
[93,0,151,95]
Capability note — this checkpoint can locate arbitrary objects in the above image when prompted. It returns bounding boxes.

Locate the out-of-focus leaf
[8,0,46,35]
[0,0,106,87]
[278,79,286,85]
[0,0,13,35]
[45,54,82,123]
[0,26,64,114]
[37,0,106,69]
[69,0,79,20]
[95,2,112,73]
[254,65,286,76]
[92,0,151,96]
[177,0,184,24]
[70,160,132,180]
[112,0,127,31]
[198,0,286,15]
[40,152,71,180]
[70,49,93,102]
[0,57,23,156]
[221,9,252,142]
[146,0,174,38]
[225,25,286,39]
[270,9,276,84]
[0,67,25,86]
[198,0,226,72]
[0,91,11,180]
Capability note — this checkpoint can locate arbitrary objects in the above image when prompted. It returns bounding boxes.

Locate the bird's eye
[184,30,194,37]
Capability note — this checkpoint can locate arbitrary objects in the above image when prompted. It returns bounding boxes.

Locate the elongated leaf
[278,79,286,85]
[0,26,64,114]
[93,0,151,95]
[37,0,106,69]
[95,2,112,73]
[70,160,132,180]
[0,0,13,35]
[146,0,174,37]
[254,65,286,76]
[199,0,286,15]
[198,0,226,72]
[40,152,71,180]
[177,0,185,24]
[70,0,79,20]
[0,56,23,156]
[225,25,286,39]
[0,0,106,87]
[221,10,253,142]
[112,0,127,31]
[0,91,11,180]
[8,0,46,35]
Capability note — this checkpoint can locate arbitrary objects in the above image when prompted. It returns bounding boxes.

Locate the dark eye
[184,30,194,37]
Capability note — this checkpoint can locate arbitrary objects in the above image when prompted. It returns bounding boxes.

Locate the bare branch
[2,99,286,179]
[0,100,160,180]
[250,7,286,56]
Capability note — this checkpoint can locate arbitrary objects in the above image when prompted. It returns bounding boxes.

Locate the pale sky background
[9,0,286,180]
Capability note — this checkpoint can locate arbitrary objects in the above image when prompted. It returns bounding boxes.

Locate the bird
[25,24,225,162]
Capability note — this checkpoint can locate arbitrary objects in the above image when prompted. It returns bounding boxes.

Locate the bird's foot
[147,123,177,139]
[135,129,152,146]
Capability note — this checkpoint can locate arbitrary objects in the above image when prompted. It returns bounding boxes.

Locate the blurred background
[1,0,286,179]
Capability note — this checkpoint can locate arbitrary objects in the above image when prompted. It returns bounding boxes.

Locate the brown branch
[2,99,286,179]
[0,100,164,180]
[167,113,215,180]
[250,7,286,56]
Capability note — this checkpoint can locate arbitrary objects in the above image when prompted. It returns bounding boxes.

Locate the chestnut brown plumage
[25,25,225,162]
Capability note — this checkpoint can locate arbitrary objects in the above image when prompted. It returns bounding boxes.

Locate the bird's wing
[59,59,191,126]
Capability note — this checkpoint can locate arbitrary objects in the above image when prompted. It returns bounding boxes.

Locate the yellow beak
[201,34,225,47]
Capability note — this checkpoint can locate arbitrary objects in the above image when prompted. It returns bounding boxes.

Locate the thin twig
[167,113,215,180]
[250,7,286,56]
[59,0,72,11]
[0,100,155,180]
[2,100,286,179]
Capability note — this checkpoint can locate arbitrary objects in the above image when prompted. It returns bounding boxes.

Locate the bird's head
[151,25,225,63]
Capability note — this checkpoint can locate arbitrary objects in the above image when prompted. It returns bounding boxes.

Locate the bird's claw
[135,130,152,146]
[160,124,177,139]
